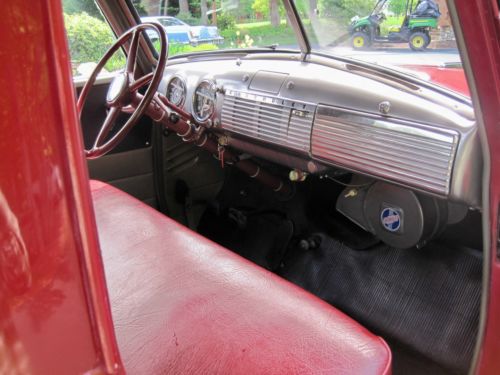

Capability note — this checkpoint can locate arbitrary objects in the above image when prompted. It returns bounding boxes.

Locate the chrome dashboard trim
[159,57,481,206]
[311,105,459,195]
[221,89,315,154]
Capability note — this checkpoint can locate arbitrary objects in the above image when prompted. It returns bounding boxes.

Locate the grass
[169,43,219,56]
[235,19,288,29]
[221,20,299,49]
[152,41,219,57]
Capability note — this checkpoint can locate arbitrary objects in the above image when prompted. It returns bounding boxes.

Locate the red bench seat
[91,180,392,374]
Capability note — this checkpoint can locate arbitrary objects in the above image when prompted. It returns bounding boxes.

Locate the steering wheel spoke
[126,29,141,77]
[94,106,121,148]
[130,72,154,92]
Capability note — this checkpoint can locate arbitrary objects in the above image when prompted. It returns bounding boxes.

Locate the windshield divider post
[282,0,310,58]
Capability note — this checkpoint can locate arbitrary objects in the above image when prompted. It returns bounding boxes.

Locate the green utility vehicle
[349,0,440,51]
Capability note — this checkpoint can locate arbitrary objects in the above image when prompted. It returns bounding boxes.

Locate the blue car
[141,16,224,45]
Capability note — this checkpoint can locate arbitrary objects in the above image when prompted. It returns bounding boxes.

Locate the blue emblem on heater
[381,207,401,232]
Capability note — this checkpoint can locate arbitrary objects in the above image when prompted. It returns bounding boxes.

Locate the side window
[62,0,125,78]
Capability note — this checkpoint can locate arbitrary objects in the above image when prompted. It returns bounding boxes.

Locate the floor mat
[279,235,482,375]
[199,208,294,270]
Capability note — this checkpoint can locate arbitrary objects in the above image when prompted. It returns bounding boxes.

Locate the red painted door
[0,1,122,373]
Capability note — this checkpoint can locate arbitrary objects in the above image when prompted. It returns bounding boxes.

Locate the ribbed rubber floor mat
[279,235,481,375]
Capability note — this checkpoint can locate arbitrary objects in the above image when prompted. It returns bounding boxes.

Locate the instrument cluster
[192,80,217,124]
[166,77,217,125]
[166,76,186,107]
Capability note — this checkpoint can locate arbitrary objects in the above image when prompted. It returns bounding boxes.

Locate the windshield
[134,0,299,56]
[296,0,453,57]
[133,0,465,94]
[296,0,465,92]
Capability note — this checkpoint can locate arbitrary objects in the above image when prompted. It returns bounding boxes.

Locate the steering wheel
[77,23,167,159]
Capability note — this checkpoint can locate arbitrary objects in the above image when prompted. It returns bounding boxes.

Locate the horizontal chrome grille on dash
[221,90,315,153]
[311,105,459,195]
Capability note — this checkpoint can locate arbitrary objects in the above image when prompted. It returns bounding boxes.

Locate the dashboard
[158,54,481,207]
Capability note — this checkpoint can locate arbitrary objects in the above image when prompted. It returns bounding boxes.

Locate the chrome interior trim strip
[221,90,315,153]
[311,105,459,195]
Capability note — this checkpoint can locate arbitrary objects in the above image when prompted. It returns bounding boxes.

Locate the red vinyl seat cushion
[90,180,392,375]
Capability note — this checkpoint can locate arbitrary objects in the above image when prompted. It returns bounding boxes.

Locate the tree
[309,0,318,19]
[200,0,209,23]
[141,0,160,15]
[179,0,191,15]
[270,0,280,26]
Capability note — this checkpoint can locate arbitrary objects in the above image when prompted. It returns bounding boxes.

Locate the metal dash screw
[379,101,391,115]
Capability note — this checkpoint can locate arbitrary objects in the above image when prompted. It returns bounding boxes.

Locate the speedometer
[166,76,186,107]
[192,80,216,123]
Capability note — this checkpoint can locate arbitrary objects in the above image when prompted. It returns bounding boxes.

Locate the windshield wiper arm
[263,44,279,50]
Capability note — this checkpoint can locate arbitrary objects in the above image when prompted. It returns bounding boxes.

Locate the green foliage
[388,0,407,15]
[317,0,340,17]
[317,0,376,19]
[342,0,376,15]
[64,12,125,72]
[230,0,256,20]
[64,12,114,62]
[63,0,102,18]
[251,0,285,18]
[217,12,236,31]
[293,0,310,16]
[132,0,148,16]
[252,0,269,16]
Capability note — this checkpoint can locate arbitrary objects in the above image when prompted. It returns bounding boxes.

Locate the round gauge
[192,80,216,123]
[166,76,186,107]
